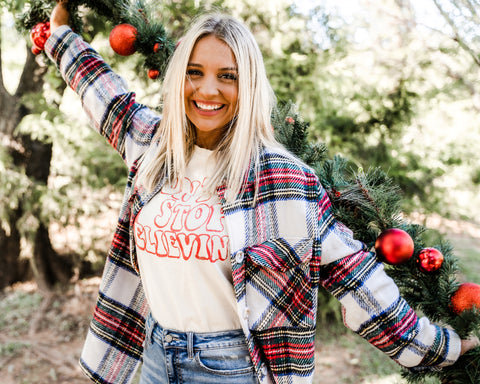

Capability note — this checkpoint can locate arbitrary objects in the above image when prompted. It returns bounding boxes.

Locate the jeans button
[165,334,173,343]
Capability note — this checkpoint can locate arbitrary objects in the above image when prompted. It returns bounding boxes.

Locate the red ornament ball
[375,228,414,265]
[417,247,444,273]
[30,21,51,53]
[109,24,138,56]
[451,282,480,314]
[148,69,160,80]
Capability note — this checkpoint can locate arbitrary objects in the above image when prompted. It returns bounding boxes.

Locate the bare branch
[432,0,480,67]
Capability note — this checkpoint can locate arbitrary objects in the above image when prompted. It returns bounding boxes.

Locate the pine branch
[17,0,175,77]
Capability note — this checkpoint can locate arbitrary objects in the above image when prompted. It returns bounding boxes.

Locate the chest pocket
[244,237,315,331]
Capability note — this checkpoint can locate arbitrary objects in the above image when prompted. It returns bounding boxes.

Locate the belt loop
[144,314,155,346]
[187,332,194,359]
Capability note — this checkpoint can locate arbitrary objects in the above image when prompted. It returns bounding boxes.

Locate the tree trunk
[0,49,74,290]
[0,214,31,287]
[22,134,74,290]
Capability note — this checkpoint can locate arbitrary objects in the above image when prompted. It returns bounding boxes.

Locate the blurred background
[1,0,479,383]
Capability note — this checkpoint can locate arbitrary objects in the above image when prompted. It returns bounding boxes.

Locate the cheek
[184,82,194,99]
[227,86,239,108]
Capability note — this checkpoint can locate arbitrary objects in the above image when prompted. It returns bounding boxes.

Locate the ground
[1,216,479,384]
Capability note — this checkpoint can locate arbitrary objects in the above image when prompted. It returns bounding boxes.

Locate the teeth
[195,102,223,111]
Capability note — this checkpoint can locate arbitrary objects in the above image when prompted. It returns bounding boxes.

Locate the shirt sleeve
[44,25,160,167]
[317,188,462,369]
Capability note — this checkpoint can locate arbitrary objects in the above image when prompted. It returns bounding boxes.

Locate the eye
[186,69,202,78]
[219,72,238,81]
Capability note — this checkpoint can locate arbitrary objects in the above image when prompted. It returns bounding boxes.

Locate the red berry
[148,69,160,80]
[109,24,138,56]
[417,247,444,273]
[153,42,163,53]
[451,282,480,314]
[375,228,414,265]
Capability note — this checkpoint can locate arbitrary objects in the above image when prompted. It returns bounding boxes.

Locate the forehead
[189,35,237,67]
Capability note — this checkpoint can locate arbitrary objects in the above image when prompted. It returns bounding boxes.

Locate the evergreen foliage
[15,0,480,382]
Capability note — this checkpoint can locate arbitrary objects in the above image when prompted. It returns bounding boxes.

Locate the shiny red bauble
[450,282,480,314]
[417,247,444,273]
[30,21,51,54]
[375,228,414,265]
[109,24,138,56]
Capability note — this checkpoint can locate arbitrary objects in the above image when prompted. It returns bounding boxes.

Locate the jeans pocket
[195,344,255,376]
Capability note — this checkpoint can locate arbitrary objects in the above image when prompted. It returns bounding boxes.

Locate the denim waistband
[144,313,247,359]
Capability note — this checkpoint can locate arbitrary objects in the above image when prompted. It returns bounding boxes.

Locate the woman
[47,2,477,384]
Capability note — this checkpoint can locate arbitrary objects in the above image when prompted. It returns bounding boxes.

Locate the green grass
[0,341,30,358]
[448,237,480,284]
[0,290,42,334]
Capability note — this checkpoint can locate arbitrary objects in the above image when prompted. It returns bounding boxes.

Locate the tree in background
[262,0,480,220]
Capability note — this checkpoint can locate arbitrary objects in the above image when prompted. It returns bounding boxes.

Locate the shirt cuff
[419,327,462,369]
[437,328,462,368]
[44,25,76,64]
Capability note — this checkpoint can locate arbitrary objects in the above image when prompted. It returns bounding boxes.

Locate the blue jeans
[139,314,259,384]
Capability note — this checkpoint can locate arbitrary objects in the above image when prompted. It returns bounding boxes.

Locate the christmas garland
[17,1,480,383]
[17,0,175,79]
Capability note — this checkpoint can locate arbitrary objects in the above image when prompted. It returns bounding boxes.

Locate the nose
[196,74,219,97]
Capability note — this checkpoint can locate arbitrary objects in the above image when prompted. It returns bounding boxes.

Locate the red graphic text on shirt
[135,177,229,263]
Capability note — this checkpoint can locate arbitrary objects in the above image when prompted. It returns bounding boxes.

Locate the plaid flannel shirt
[45,26,461,384]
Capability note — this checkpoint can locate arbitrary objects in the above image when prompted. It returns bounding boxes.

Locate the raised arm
[46,0,161,167]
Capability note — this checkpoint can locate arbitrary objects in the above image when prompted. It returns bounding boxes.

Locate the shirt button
[164,334,173,343]
[236,251,244,263]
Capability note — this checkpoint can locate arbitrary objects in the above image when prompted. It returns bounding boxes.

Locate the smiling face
[184,35,239,150]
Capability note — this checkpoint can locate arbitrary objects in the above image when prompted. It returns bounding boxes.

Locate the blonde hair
[138,13,279,202]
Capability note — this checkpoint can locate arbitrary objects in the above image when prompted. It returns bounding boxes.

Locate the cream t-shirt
[134,146,241,332]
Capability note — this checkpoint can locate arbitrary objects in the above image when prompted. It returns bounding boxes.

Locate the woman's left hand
[460,336,480,355]
[50,0,70,34]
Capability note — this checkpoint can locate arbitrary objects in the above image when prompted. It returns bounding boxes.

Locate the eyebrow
[187,62,238,71]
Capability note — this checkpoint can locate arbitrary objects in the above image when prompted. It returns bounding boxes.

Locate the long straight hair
[137,13,280,202]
